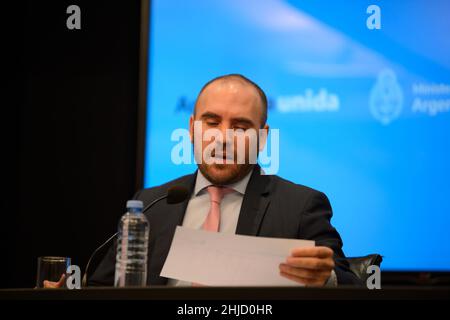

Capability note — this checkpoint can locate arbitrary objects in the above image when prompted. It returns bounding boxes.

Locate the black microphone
[82,185,189,286]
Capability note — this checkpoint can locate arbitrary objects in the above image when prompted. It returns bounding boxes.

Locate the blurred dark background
[3,1,142,288]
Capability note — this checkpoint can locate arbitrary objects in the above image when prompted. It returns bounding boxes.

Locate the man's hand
[42,274,65,289]
[279,246,335,287]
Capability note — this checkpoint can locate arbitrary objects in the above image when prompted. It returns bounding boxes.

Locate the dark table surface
[0,286,449,300]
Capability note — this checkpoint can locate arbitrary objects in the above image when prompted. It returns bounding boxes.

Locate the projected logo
[369,69,403,125]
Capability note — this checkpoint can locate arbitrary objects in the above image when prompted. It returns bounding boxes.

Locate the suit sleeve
[297,191,363,286]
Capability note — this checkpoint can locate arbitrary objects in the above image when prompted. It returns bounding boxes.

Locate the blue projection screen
[143,0,450,271]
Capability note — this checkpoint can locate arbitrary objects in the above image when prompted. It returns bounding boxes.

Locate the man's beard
[194,137,260,185]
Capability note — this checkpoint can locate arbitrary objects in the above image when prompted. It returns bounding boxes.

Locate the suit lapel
[235,166,271,236]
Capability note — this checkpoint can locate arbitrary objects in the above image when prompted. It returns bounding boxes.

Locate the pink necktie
[192,186,233,287]
[202,186,234,232]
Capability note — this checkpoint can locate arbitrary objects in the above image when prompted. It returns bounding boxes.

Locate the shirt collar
[193,167,254,196]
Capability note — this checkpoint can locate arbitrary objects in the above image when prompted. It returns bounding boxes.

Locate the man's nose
[215,124,233,145]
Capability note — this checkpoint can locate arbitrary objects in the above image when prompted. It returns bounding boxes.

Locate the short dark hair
[194,74,268,127]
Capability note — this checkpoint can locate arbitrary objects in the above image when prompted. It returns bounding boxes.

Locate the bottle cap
[126,200,144,209]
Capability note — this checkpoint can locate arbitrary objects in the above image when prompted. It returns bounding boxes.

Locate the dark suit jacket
[89,166,362,286]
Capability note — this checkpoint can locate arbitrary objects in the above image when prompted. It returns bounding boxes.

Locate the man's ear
[258,124,269,151]
[189,115,194,144]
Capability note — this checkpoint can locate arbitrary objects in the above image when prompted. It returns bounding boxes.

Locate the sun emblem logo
[369,69,403,125]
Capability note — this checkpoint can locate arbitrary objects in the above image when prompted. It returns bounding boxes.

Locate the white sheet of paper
[160,226,315,286]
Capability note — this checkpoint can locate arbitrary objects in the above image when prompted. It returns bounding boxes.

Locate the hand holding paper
[161,226,316,286]
[279,246,335,287]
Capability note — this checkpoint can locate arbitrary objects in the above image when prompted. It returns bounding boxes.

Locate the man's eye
[234,126,247,131]
[206,121,219,126]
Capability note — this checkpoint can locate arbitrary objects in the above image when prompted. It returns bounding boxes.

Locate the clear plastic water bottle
[114,200,149,287]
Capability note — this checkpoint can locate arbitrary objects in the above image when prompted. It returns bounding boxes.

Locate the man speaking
[89,74,362,287]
